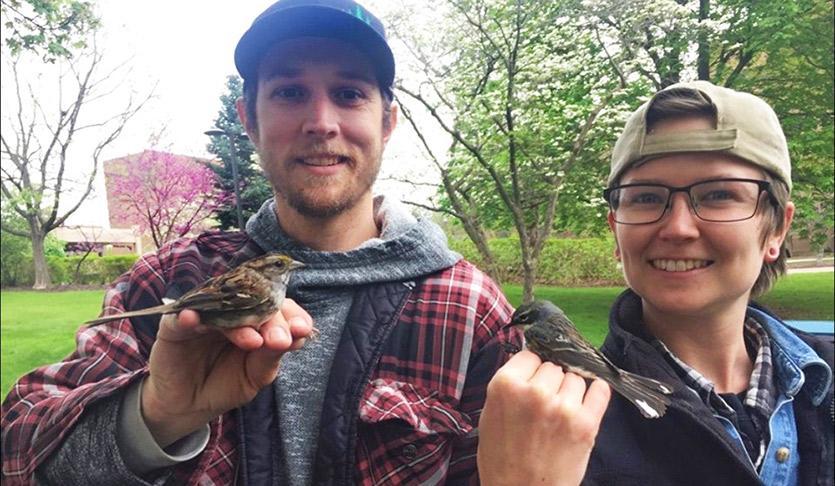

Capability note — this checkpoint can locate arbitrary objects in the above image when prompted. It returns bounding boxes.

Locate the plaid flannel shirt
[1,231,520,485]
[652,317,776,468]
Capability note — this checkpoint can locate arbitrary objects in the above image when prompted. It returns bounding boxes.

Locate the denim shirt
[716,308,833,486]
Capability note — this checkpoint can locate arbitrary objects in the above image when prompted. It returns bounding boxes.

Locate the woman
[478,81,833,486]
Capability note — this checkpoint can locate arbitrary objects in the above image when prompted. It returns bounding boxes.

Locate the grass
[1,290,104,399]
[755,272,834,320]
[1,272,832,399]
[502,272,834,347]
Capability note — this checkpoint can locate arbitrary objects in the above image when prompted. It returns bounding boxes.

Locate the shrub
[1,232,31,287]
[100,255,139,282]
[63,254,139,285]
[450,237,625,286]
[1,232,66,287]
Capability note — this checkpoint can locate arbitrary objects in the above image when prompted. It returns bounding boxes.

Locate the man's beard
[271,155,382,219]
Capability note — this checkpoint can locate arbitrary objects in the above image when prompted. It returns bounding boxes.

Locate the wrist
[140,377,213,448]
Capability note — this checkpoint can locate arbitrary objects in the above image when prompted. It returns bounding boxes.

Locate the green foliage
[1,254,138,287]
[1,232,31,287]
[61,254,137,285]
[451,237,624,286]
[427,0,642,236]
[1,0,100,61]
[206,75,273,230]
[1,229,65,286]
[727,0,834,254]
[44,234,65,257]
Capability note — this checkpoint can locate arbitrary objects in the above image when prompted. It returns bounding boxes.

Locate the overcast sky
[2,0,439,227]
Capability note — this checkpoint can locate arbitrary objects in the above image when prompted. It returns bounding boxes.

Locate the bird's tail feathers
[85,304,172,326]
[611,372,673,419]
[620,369,674,395]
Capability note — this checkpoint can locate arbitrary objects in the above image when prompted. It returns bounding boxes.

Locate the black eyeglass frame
[603,177,775,225]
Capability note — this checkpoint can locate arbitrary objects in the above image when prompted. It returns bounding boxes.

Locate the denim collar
[747,307,832,406]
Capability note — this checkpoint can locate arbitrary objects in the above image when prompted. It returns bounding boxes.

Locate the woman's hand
[478,350,611,486]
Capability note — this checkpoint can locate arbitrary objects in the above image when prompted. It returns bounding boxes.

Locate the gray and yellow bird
[511,300,673,419]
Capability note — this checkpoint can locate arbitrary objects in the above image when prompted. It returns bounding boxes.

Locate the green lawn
[2,271,832,399]
[503,271,834,346]
[1,290,104,399]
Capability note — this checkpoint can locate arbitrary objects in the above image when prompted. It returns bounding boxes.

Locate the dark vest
[236,281,413,485]
[586,291,834,486]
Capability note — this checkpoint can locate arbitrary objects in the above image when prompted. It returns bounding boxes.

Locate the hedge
[449,237,626,286]
[2,254,139,288]
[4,238,623,288]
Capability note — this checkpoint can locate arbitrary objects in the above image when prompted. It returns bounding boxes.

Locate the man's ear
[383,103,398,144]
[236,97,258,146]
[765,202,795,263]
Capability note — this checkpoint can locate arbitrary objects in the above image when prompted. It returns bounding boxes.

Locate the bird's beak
[510,322,531,332]
[289,259,306,271]
[507,316,530,330]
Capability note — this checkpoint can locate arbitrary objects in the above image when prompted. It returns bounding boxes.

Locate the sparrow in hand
[511,300,673,419]
[85,253,305,329]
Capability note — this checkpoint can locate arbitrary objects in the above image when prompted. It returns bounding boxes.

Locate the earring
[766,246,780,261]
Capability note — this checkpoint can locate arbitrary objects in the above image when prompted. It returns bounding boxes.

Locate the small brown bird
[511,300,673,419]
[85,253,305,329]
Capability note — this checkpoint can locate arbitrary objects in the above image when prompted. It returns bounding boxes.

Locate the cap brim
[234,5,394,88]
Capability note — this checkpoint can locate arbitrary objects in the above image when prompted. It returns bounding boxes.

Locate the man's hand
[141,298,314,447]
[477,350,611,486]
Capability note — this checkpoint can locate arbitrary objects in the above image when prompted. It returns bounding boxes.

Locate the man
[1,1,521,484]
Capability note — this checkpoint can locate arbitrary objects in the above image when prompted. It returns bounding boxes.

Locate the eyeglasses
[603,178,774,225]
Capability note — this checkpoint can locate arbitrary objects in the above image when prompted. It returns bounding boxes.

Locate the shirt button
[775,447,791,463]
[402,444,418,460]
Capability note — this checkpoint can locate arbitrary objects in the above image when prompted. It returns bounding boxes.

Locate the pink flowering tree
[110,151,229,248]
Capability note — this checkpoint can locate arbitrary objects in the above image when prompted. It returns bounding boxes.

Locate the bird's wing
[535,317,623,378]
[177,270,270,312]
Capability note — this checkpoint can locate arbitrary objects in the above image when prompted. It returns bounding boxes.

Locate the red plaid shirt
[1,232,520,485]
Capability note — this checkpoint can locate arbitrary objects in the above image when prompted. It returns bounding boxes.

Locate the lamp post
[205,127,248,231]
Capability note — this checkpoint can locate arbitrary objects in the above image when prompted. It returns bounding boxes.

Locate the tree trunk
[522,268,535,305]
[471,238,502,286]
[520,253,536,304]
[30,229,51,289]
[697,0,711,80]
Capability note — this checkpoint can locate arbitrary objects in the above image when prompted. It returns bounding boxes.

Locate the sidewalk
[788,266,834,274]
[786,256,834,274]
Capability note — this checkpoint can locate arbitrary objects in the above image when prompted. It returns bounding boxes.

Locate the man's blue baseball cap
[234,0,395,93]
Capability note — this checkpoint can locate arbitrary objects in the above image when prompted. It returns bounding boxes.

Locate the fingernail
[289,317,309,328]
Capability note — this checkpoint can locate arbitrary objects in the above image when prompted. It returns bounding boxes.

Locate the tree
[0,43,150,288]
[109,150,228,249]
[1,205,64,287]
[206,75,272,230]
[389,0,641,301]
[1,0,99,62]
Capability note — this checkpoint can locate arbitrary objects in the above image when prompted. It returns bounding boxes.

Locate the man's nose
[301,94,339,138]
